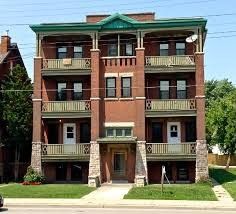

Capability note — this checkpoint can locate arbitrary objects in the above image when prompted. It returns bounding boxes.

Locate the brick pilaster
[134,48,147,186]
[31,57,42,173]
[88,49,101,187]
[195,52,209,182]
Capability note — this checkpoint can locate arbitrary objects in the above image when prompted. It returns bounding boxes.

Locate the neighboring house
[30,12,208,186]
[0,34,25,182]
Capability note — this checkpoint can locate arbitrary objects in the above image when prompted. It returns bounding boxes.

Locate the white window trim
[119,72,133,77]
[104,122,134,127]
[104,73,118,78]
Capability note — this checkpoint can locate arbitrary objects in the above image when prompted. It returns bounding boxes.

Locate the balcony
[42,58,91,76]
[101,56,136,69]
[41,143,90,161]
[145,55,195,73]
[146,143,196,160]
[42,100,91,118]
[145,99,196,117]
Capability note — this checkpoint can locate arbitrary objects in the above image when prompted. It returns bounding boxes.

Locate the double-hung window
[108,44,118,56]
[57,82,67,101]
[176,42,186,55]
[106,77,116,98]
[57,47,67,59]
[121,77,132,97]
[160,43,169,56]
[74,46,83,58]
[125,43,133,56]
[177,80,187,99]
[160,81,170,99]
[73,82,83,100]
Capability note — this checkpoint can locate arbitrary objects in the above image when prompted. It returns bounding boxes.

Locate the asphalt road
[1,207,236,214]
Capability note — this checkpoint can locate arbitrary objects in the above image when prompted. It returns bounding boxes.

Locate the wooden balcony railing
[102,56,136,67]
[145,55,195,67]
[42,144,90,156]
[42,101,91,112]
[146,143,196,155]
[43,58,91,70]
[146,99,196,111]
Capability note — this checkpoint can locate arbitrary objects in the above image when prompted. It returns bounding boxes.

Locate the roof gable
[99,13,138,30]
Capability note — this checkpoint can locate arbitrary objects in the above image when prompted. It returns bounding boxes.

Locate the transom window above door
[105,127,132,138]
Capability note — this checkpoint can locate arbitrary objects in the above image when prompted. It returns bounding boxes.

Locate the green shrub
[23,166,45,183]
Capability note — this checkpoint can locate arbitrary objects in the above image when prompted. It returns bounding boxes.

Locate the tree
[0,65,32,181]
[206,91,236,169]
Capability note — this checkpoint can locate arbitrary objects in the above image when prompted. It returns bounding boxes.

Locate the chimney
[0,32,11,54]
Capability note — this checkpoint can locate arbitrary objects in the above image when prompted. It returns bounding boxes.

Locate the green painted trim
[30,13,207,33]
[42,155,90,162]
[97,137,137,143]
[145,110,196,117]
[42,112,91,118]
[146,154,196,161]
[42,69,91,76]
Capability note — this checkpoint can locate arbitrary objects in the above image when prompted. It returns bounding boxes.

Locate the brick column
[88,49,101,187]
[31,57,42,173]
[134,48,147,186]
[195,52,209,182]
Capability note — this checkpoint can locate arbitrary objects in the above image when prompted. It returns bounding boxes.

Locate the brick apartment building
[30,12,208,187]
[0,34,25,182]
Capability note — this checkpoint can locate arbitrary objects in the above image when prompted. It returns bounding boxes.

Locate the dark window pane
[185,121,196,142]
[56,163,67,181]
[74,46,83,58]
[160,91,169,99]
[106,78,116,98]
[80,123,91,143]
[152,122,163,143]
[121,77,131,98]
[57,83,67,101]
[107,128,114,137]
[67,127,73,132]
[116,129,123,137]
[124,128,132,137]
[160,44,169,56]
[73,83,83,100]
[126,43,133,56]
[67,133,74,138]
[108,44,118,56]
[177,162,189,180]
[176,43,185,55]
[57,47,67,59]
[177,80,187,99]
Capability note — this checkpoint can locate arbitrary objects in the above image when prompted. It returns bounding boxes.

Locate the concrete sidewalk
[4,198,236,210]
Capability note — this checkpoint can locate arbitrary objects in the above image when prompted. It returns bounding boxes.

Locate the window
[185,121,196,142]
[105,128,133,138]
[57,83,67,101]
[177,163,189,180]
[152,122,163,143]
[176,42,185,55]
[106,77,116,98]
[67,126,74,138]
[160,43,169,56]
[108,44,118,56]
[177,80,187,99]
[57,47,67,59]
[121,77,132,97]
[73,82,83,100]
[170,125,178,137]
[125,43,133,56]
[74,46,83,58]
[160,81,169,99]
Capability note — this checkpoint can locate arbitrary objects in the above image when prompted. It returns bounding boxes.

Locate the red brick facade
[31,13,208,185]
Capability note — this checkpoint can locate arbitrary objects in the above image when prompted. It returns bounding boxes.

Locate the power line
[0,0,222,19]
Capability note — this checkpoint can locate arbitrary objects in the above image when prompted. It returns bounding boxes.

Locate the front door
[167,122,181,144]
[63,123,76,153]
[112,151,127,180]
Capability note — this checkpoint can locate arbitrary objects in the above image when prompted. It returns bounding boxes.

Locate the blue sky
[0,0,235,83]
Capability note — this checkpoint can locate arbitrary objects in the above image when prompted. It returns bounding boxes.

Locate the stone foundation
[88,141,101,187]
[135,141,148,186]
[31,142,42,173]
[195,140,209,182]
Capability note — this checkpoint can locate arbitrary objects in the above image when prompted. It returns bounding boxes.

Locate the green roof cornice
[30,13,207,33]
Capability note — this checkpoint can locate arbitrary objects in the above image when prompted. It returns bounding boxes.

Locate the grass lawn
[0,184,95,198]
[210,168,236,200]
[124,183,217,200]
